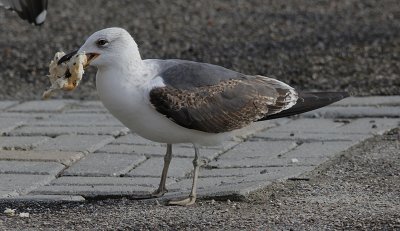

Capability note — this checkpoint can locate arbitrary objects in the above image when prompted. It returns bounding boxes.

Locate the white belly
[96,69,227,146]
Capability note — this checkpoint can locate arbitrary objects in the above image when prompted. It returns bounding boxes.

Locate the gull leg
[151,144,172,197]
[169,146,201,206]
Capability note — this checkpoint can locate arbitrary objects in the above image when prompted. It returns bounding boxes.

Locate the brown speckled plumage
[150,76,297,133]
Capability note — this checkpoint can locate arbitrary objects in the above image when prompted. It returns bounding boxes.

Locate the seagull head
[59,27,141,69]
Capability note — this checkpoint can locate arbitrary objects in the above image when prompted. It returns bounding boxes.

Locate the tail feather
[259,91,349,121]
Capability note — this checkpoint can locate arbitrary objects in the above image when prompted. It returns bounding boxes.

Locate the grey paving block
[64,108,109,114]
[217,140,297,161]
[0,101,19,110]
[229,120,278,139]
[9,125,129,137]
[0,112,51,119]
[113,134,239,152]
[74,101,105,108]
[210,141,355,168]
[171,166,314,191]
[127,144,224,160]
[29,113,124,127]
[200,167,273,177]
[0,161,65,175]
[0,174,55,196]
[34,135,114,153]
[304,106,400,118]
[168,176,245,191]
[1,195,85,201]
[259,118,399,138]
[280,141,354,160]
[96,143,136,154]
[0,191,19,198]
[200,165,314,178]
[7,100,72,112]
[332,96,400,106]
[113,134,157,146]
[0,150,84,166]
[51,176,175,187]
[63,153,146,177]
[264,118,345,134]
[127,157,193,178]
[338,118,400,135]
[0,118,25,134]
[31,185,153,197]
[0,136,49,150]
[253,131,368,142]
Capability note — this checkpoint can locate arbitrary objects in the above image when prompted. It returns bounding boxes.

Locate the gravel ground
[0,0,399,100]
[0,129,398,230]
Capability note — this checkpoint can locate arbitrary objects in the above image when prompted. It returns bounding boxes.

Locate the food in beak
[42,51,88,99]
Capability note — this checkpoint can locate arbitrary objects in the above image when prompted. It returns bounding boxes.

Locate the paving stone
[279,141,354,160]
[29,114,124,127]
[168,176,245,191]
[128,144,225,160]
[200,165,315,178]
[34,135,114,153]
[229,120,278,139]
[0,161,65,175]
[113,134,158,146]
[127,157,193,178]
[338,118,400,135]
[0,101,19,110]
[74,101,105,108]
[210,141,355,168]
[304,106,400,118]
[113,134,239,151]
[63,153,146,177]
[0,174,55,197]
[264,118,345,134]
[1,195,85,201]
[253,132,368,142]
[7,100,72,112]
[0,191,19,198]
[0,136,49,150]
[31,185,153,197]
[216,140,298,161]
[0,150,84,166]
[0,118,25,134]
[172,166,314,191]
[96,143,136,154]
[163,180,274,202]
[9,125,129,136]
[333,96,400,106]
[64,108,109,114]
[0,112,51,119]
[51,176,175,187]
[259,118,399,138]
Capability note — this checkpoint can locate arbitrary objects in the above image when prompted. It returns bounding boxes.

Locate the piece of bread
[42,51,87,99]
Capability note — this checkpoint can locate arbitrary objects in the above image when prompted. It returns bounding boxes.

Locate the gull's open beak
[57,49,99,68]
[84,53,100,68]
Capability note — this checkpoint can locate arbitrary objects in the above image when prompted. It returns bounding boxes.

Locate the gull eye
[96,39,109,47]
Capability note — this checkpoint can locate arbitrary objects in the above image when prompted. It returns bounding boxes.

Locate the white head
[77,27,142,69]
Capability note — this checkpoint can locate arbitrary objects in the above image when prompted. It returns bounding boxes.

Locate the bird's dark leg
[169,146,201,206]
[151,144,172,197]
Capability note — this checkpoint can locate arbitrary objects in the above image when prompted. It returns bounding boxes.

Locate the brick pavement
[0,97,399,202]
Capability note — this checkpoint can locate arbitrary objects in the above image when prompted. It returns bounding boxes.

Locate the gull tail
[260,91,350,121]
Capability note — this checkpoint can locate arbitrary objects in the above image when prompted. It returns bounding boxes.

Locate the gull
[0,0,47,25]
[59,27,349,206]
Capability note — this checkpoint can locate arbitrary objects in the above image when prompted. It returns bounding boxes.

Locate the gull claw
[168,196,196,206]
[151,188,168,198]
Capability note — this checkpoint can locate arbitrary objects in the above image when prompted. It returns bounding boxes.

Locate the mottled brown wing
[149,76,297,133]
